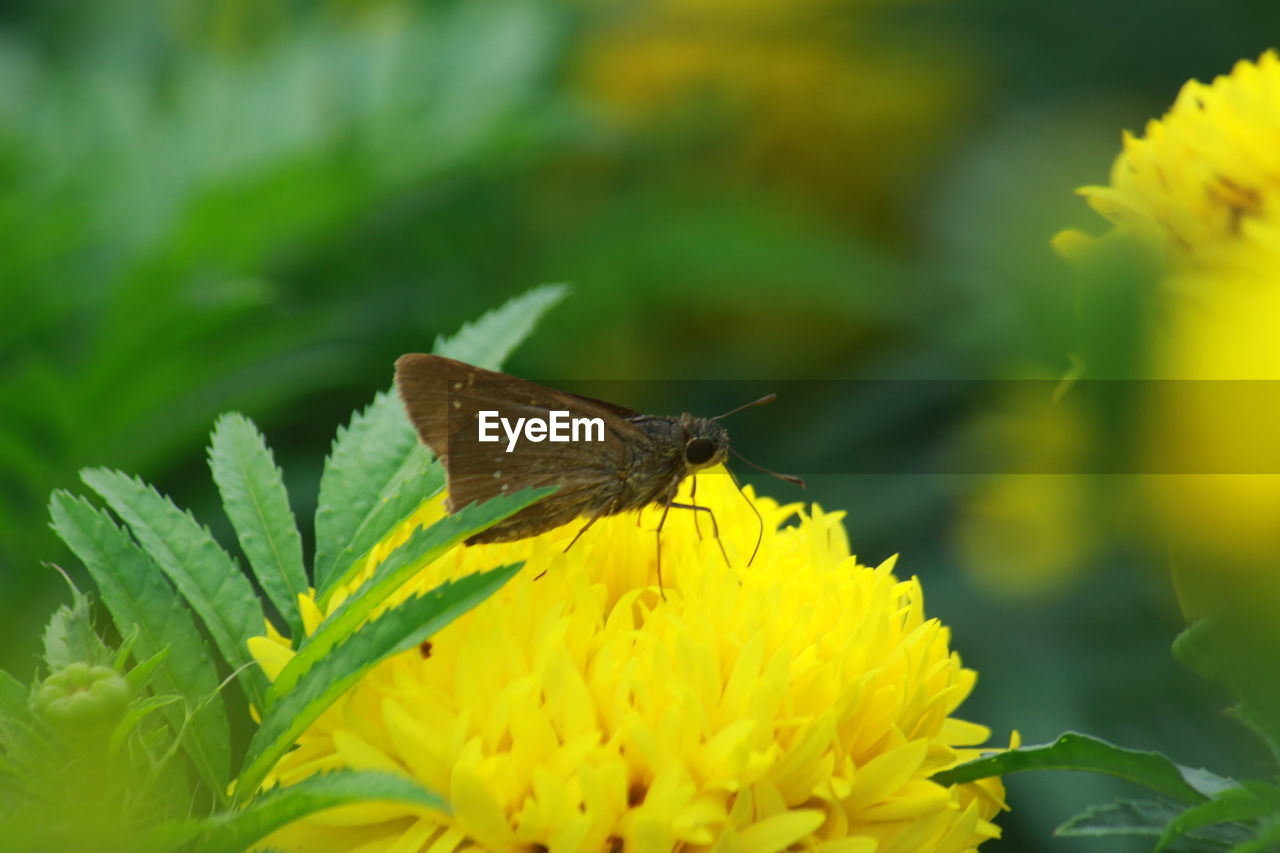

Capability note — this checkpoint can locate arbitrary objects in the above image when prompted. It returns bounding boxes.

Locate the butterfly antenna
[730,448,806,489]
[712,393,777,421]
[726,466,765,566]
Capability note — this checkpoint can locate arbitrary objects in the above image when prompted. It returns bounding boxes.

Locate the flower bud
[34,662,131,730]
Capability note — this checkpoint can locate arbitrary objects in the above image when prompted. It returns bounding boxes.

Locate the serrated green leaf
[316,447,445,607]
[48,491,231,795]
[932,732,1210,805]
[273,486,553,701]
[143,771,443,853]
[208,771,443,852]
[0,666,28,712]
[1057,798,1182,838]
[1181,766,1243,800]
[41,577,112,670]
[312,284,565,594]
[108,694,182,755]
[112,626,141,672]
[0,669,40,752]
[0,669,56,779]
[1057,799,1244,851]
[433,282,568,370]
[236,563,521,801]
[209,413,308,638]
[213,768,445,845]
[80,469,269,708]
[1158,787,1274,852]
[313,390,420,592]
[124,647,171,693]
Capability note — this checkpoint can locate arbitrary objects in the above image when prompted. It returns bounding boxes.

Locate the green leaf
[312,284,566,594]
[0,753,22,787]
[0,669,40,749]
[209,413,308,638]
[1243,781,1280,808]
[41,573,112,670]
[931,732,1212,805]
[48,491,231,794]
[210,771,443,852]
[1056,799,1246,851]
[112,626,141,673]
[124,646,171,693]
[433,282,568,370]
[145,771,444,853]
[273,486,552,701]
[1057,798,1183,838]
[312,390,420,593]
[0,668,56,778]
[79,469,269,708]
[1181,766,1241,799]
[1232,816,1280,852]
[315,448,445,608]
[1158,787,1275,852]
[1175,615,1280,765]
[108,694,183,755]
[236,563,522,801]
[1059,798,1252,851]
[0,669,29,717]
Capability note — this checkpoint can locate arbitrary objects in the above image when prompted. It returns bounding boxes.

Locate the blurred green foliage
[1,0,565,641]
[4,0,1280,849]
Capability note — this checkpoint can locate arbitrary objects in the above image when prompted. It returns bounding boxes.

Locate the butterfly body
[394,354,730,545]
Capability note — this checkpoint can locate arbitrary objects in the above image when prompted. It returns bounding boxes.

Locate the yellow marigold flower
[1144,255,1280,587]
[1058,51,1280,607]
[250,470,1006,852]
[1067,50,1280,272]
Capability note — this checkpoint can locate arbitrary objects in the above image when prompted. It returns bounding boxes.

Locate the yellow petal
[736,810,826,853]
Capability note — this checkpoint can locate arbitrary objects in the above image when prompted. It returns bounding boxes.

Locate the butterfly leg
[689,475,704,540]
[532,509,610,582]
[668,502,730,568]
[563,509,607,554]
[725,466,765,566]
[654,499,673,601]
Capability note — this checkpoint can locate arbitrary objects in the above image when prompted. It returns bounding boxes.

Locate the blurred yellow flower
[952,383,1099,599]
[1145,257,1280,582]
[1067,50,1280,273]
[577,0,977,224]
[1057,51,1280,604]
[251,470,1005,852]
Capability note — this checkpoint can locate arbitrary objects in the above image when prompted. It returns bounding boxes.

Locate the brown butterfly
[394,354,801,589]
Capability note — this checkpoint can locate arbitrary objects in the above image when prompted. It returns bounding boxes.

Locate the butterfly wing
[394,354,659,540]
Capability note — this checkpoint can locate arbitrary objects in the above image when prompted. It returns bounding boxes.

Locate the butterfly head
[679,414,730,472]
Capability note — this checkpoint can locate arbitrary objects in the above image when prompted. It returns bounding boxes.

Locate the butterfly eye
[685,438,717,465]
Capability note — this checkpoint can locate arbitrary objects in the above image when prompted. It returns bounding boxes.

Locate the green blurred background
[3,0,1278,849]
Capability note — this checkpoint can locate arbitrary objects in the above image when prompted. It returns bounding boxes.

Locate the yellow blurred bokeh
[577,0,980,229]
